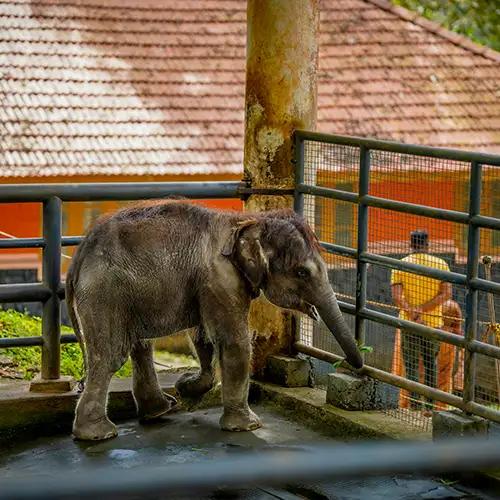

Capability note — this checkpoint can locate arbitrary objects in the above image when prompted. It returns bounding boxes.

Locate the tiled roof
[0,0,498,178]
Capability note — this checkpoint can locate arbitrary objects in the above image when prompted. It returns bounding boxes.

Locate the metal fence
[293,130,500,426]
[1,132,499,429]
[0,181,245,379]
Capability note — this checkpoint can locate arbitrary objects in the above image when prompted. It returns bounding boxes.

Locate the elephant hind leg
[131,340,177,421]
[175,327,215,399]
[72,305,129,441]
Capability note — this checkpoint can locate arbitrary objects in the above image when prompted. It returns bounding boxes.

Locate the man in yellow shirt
[391,230,451,410]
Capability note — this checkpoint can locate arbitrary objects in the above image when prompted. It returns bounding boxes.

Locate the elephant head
[222,210,363,369]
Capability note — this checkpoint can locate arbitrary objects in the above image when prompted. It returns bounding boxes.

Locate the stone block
[29,375,76,393]
[265,355,310,387]
[433,410,489,440]
[326,372,399,410]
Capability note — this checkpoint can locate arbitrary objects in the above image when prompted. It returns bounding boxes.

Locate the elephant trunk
[315,289,363,369]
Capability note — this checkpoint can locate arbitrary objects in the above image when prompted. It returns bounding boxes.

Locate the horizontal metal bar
[320,241,358,258]
[363,195,469,223]
[296,184,358,203]
[0,283,50,303]
[294,342,500,424]
[0,334,77,348]
[469,340,500,359]
[3,436,500,500]
[295,342,466,407]
[0,237,45,249]
[338,300,356,316]
[237,187,295,196]
[471,214,500,231]
[297,184,473,225]
[470,277,500,295]
[295,130,500,166]
[0,181,241,203]
[61,236,83,247]
[0,235,84,249]
[361,252,467,285]
[359,308,467,349]
[0,336,42,347]
[360,308,500,359]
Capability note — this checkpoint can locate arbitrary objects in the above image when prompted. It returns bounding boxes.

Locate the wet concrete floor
[0,405,497,499]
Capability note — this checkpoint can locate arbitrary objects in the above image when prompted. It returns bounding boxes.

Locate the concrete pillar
[244,0,319,373]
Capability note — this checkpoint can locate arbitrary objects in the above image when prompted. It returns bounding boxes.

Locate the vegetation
[0,309,131,380]
[392,0,500,51]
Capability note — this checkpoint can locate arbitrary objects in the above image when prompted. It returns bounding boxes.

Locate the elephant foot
[220,408,262,432]
[175,371,214,399]
[137,392,178,422]
[73,416,118,441]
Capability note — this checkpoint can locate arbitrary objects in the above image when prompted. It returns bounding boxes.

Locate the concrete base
[265,355,310,387]
[433,410,489,440]
[326,372,399,410]
[251,380,430,441]
[29,375,76,393]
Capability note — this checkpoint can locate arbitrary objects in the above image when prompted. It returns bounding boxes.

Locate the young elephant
[67,201,362,440]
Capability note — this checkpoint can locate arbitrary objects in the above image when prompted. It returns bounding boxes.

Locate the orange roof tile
[0,0,498,178]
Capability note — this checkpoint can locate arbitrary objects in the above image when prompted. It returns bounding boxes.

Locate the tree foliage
[392,0,500,51]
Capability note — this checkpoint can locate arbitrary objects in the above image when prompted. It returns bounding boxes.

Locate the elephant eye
[296,267,310,279]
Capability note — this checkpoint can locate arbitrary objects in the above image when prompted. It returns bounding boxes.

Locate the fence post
[30,196,69,391]
[355,147,370,353]
[293,133,305,216]
[42,196,62,379]
[463,161,482,407]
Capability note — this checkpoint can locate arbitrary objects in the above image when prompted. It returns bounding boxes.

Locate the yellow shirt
[390,253,449,328]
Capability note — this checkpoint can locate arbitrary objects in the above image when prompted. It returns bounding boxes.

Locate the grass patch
[0,309,132,380]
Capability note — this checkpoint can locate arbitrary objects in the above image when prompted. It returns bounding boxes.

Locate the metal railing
[293,130,500,424]
[0,181,252,378]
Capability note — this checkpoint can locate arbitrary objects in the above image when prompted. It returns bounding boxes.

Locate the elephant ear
[222,219,268,291]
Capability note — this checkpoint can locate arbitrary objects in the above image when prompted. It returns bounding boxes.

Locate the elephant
[66,200,363,441]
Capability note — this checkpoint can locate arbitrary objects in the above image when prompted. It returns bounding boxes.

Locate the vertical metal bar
[463,161,482,406]
[355,146,370,349]
[41,196,62,380]
[293,133,305,215]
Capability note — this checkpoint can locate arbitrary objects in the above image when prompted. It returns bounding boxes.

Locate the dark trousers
[401,329,440,409]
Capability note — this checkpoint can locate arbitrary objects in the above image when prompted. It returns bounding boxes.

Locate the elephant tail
[66,275,87,392]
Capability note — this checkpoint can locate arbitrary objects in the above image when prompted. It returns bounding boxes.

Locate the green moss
[0,309,131,380]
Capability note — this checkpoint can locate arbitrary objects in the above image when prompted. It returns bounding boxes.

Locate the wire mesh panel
[295,131,500,430]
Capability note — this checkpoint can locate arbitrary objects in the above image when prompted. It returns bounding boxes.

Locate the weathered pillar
[244,0,319,373]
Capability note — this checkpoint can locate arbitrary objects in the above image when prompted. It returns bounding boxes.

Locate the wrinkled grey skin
[67,201,362,441]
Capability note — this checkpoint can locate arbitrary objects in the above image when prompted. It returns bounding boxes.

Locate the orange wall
[369,179,456,243]
[0,173,242,269]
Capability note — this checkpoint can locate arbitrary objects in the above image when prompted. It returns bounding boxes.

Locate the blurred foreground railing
[1,437,500,499]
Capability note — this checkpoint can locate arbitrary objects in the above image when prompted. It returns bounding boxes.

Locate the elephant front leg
[219,333,262,432]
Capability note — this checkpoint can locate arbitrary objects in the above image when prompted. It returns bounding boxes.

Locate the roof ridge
[364,0,500,63]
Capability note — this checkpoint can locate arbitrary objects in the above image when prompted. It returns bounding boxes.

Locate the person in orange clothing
[392,299,463,410]
[435,299,463,410]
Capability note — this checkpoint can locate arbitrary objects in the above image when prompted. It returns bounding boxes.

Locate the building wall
[0,173,243,274]
[315,171,498,259]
